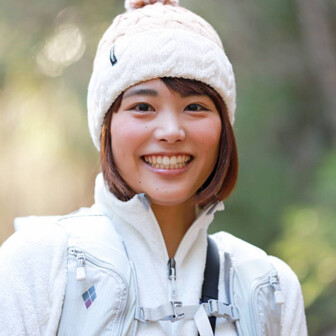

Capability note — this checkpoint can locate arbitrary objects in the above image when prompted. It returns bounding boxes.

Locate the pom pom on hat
[125,0,179,12]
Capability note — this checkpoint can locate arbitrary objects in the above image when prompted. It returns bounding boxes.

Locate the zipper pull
[168,258,177,300]
[270,273,285,305]
[76,251,86,281]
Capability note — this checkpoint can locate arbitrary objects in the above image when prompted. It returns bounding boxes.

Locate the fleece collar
[93,173,224,264]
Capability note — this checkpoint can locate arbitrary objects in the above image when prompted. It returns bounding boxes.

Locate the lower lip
[143,161,191,176]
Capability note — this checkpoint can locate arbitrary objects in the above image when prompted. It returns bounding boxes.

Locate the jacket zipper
[145,207,177,335]
[168,257,181,336]
[168,258,177,300]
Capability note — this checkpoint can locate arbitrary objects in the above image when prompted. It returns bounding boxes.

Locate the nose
[153,112,186,143]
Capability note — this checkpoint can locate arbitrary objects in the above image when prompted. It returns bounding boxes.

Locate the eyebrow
[123,88,158,99]
[180,92,205,97]
[123,88,208,100]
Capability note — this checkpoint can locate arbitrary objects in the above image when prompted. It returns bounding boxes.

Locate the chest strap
[134,300,238,323]
[134,237,239,335]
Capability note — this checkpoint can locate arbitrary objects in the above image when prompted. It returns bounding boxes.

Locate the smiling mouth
[143,154,192,169]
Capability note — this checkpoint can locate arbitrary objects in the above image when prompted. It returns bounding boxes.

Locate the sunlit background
[0,0,335,334]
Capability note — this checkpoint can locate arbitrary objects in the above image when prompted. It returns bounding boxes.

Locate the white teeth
[162,156,169,165]
[143,154,191,169]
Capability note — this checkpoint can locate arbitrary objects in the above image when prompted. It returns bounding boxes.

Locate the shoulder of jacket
[56,208,123,247]
[209,231,301,283]
[0,219,68,335]
[209,232,303,295]
[13,207,98,231]
[4,206,104,264]
[267,255,301,290]
[209,231,267,264]
[1,220,67,261]
[0,219,68,292]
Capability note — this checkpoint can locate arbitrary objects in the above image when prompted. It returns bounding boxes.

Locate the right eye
[130,103,155,112]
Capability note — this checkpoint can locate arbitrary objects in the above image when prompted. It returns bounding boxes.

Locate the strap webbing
[200,236,220,334]
[195,305,214,336]
[134,300,238,323]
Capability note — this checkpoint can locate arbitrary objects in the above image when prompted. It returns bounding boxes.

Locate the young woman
[0,0,307,335]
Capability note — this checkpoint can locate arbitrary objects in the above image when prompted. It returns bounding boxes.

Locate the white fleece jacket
[0,174,307,335]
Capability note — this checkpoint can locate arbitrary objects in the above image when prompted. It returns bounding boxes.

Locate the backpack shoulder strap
[201,236,220,333]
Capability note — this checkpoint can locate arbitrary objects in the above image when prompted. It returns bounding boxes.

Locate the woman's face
[110,78,222,207]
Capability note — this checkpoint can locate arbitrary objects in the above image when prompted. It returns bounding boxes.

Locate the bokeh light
[36,23,86,77]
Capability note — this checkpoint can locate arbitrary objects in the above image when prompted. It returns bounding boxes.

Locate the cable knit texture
[87,2,236,150]
[0,174,307,335]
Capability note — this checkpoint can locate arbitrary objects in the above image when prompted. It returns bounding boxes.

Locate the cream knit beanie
[88,0,236,150]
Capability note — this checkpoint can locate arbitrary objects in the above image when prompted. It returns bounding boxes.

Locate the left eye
[185,104,208,112]
[131,103,155,112]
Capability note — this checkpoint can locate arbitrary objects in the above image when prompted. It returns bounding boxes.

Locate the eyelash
[130,103,154,112]
[130,103,208,113]
[185,104,208,112]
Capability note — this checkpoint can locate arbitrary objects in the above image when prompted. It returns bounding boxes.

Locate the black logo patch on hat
[110,46,118,66]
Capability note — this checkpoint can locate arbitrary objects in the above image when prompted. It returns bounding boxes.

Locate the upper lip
[142,152,192,158]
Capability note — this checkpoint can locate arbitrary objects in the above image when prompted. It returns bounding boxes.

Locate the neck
[151,200,196,258]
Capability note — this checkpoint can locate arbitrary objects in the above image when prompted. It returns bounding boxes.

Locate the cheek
[192,117,222,151]
[192,118,222,181]
[110,115,148,161]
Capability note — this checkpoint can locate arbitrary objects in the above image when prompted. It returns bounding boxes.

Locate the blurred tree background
[0,0,335,334]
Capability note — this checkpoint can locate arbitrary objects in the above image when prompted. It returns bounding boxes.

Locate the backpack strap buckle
[134,306,146,323]
[206,299,239,321]
[134,301,187,323]
[168,301,185,322]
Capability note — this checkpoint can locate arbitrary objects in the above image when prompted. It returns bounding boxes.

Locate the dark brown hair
[100,77,238,208]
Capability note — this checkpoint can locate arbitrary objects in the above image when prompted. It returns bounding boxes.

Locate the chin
[147,192,195,208]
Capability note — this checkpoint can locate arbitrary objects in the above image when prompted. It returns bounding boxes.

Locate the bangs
[161,77,217,99]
